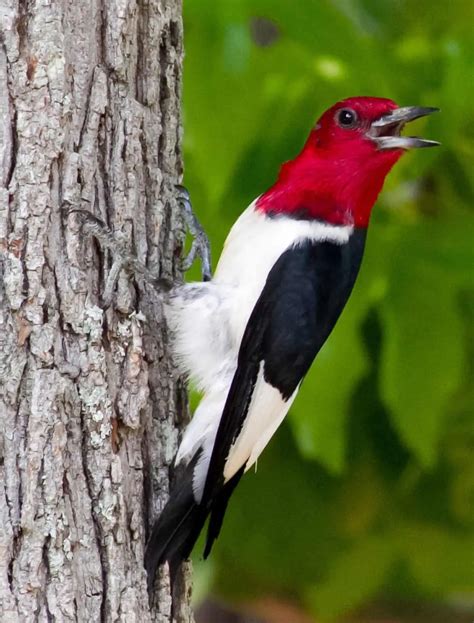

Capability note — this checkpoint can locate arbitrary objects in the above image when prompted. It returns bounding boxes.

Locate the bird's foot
[63,186,211,307]
[63,205,166,308]
[176,185,212,282]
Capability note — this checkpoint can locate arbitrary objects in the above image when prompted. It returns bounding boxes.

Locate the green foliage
[305,534,397,618]
[379,224,466,466]
[183,0,474,619]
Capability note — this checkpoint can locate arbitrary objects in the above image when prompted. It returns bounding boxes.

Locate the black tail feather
[145,462,245,591]
[203,466,245,559]
[145,473,207,591]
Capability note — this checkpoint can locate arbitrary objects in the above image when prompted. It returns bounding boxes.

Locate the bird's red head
[256,96,439,227]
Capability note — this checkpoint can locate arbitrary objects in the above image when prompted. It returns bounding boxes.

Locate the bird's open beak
[368,106,440,150]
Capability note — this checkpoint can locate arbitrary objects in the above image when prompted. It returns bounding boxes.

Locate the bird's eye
[336,108,358,129]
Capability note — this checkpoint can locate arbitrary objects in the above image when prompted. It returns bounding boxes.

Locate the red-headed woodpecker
[145,96,439,588]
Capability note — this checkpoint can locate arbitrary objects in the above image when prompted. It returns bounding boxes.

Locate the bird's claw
[180,232,212,281]
[62,184,211,308]
[62,204,163,307]
[176,185,212,282]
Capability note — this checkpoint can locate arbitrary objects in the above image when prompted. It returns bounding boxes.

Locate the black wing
[202,230,366,551]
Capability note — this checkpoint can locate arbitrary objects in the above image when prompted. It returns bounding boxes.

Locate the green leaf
[305,534,396,619]
[397,522,474,594]
[380,227,465,466]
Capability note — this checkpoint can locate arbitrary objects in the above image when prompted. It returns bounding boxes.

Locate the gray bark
[0,0,193,621]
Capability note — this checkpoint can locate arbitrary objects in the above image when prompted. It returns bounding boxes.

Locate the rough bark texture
[0,0,193,621]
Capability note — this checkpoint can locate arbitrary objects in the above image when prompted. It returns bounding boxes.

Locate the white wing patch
[223,363,299,482]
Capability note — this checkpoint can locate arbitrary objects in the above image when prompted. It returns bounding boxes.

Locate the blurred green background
[180,1,474,621]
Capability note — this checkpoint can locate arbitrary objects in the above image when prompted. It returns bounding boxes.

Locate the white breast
[214,202,353,349]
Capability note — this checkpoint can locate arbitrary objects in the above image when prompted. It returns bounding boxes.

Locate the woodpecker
[145,96,439,588]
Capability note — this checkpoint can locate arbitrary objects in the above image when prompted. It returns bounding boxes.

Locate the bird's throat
[256,139,402,227]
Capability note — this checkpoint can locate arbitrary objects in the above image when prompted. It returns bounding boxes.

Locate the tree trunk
[0,1,193,621]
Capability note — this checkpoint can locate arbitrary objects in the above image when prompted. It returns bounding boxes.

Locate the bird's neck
[256,139,401,227]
